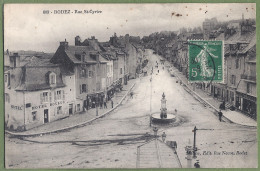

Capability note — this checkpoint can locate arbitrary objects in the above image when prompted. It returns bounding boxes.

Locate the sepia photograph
[4,3,257,169]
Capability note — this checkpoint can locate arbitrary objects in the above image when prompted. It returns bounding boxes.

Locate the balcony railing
[241,74,247,79]
[241,74,256,82]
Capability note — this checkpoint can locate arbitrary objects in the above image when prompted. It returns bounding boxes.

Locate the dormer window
[48,72,56,85]
[81,52,86,62]
[4,73,10,87]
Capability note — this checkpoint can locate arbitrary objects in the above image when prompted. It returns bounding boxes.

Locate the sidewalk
[5,79,137,137]
[168,65,257,128]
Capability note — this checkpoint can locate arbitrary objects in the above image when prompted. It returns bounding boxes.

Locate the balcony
[241,74,256,83]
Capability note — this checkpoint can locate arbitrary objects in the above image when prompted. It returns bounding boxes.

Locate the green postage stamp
[188,40,224,83]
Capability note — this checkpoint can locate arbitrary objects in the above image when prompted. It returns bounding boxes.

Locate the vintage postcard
[4,3,257,169]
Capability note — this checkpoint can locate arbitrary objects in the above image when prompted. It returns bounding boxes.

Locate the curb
[172,70,257,128]
[5,83,136,137]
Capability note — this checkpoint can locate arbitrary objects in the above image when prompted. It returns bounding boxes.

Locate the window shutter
[54,107,56,116]
[80,85,82,94]
[62,90,65,100]
[49,92,52,102]
[54,91,57,101]
[40,93,43,104]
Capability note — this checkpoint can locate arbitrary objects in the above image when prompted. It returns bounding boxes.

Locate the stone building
[50,39,110,111]
[4,55,74,131]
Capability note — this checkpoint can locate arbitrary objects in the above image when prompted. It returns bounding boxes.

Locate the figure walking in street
[218,110,223,122]
[219,101,226,110]
[130,91,134,99]
[111,99,114,108]
[104,99,107,108]
[162,132,166,142]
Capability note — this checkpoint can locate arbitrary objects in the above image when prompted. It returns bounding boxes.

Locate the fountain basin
[151,113,176,124]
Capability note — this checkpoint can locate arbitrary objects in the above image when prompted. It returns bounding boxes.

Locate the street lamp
[150,74,153,127]
[192,126,214,159]
[96,94,99,116]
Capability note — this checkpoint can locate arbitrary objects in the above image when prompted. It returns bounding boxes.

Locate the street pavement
[165,60,257,127]
[5,50,257,169]
[5,79,136,136]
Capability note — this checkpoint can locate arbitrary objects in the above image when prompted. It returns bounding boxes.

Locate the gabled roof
[238,33,256,54]
[52,45,98,64]
[14,58,65,91]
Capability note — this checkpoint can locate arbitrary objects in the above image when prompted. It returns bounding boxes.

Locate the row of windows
[80,84,88,94]
[80,83,103,94]
[31,106,62,121]
[80,69,94,78]
[40,90,65,103]
[230,75,236,85]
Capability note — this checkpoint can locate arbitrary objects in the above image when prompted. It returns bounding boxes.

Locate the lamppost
[150,73,153,127]
[96,94,99,116]
[192,126,214,159]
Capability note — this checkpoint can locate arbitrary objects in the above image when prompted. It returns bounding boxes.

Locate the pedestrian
[92,100,95,109]
[158,69,159,73]
[162,132,166,142]
[153,127,158,137]
[104,100,107,108]
[130,91,134,99]
[111,99,114,108]
[100,101,103,109]
[218,110,223,122]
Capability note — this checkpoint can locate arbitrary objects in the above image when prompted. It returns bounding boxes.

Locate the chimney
[9,53,20,68]
[89,36,99,50]
[60,39,69,50]
[75,36,81,46]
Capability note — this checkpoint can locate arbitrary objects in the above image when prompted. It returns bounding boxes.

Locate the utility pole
[96,94,99,116]
[192,126,214,159]
[192,126,197,159]
[150,69,153,127]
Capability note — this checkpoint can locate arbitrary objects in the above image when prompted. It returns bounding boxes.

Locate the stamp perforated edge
[187,39,225,85]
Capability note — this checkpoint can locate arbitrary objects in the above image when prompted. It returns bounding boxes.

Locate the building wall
[5,89,25,130]
[97,62,107,91]
[74,64,97,100]
[23,88,69,130]
[106,60,113,87]
[126,44,137,78]
[117,54,125,81]
[113,59,119,82]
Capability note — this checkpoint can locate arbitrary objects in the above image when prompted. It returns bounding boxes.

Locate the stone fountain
[151,93,176,124]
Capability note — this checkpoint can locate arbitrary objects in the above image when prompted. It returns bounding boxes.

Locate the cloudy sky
[4,3,256,52]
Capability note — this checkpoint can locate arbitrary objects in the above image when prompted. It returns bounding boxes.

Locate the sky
[4,3,256,53]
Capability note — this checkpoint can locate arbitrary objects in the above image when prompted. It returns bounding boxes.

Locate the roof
[25,57,58,67]
[137,139,182,168]
[98,54,109,63]
[13,58,66,91]
[225,30,256,56]
[238,33,256,54]
[15,82,65,91]
[65,46,97,64]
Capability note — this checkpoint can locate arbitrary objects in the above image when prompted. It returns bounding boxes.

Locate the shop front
[236,91,257,120]
[86,92,106,110]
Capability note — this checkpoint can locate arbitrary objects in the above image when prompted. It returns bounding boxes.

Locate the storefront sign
[50,101,65,106]
[31,101,65,110]
[32,104,47,110]
[11,105,23,110]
